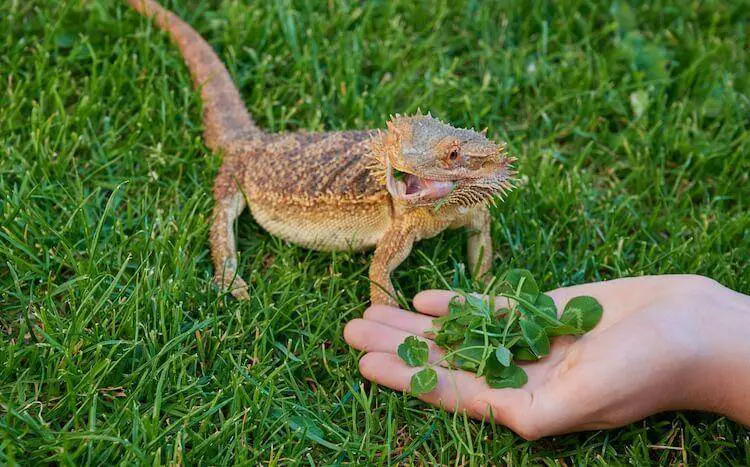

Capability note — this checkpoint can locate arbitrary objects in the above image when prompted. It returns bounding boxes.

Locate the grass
[1,0,749,463]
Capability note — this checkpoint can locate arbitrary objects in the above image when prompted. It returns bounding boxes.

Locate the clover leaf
[512,345,539,361]
[433,319,464,347]
[398,336,430,367]
[454,334,487,371]
[534,293,557,320]
[505,269,539,299]
[559,296,603,332]
[494,344,512,367]
[486,363,528,389]
[410,368,438,394]
[520,318,550,357]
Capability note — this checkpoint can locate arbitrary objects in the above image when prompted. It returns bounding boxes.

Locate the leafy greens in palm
[399,268,603,394]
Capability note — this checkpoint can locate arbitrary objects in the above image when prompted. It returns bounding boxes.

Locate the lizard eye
[449,148,459,161]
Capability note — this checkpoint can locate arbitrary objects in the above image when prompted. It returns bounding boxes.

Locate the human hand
[345,275,750,439]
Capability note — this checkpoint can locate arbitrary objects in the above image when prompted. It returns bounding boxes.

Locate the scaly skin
[126,0,516,305]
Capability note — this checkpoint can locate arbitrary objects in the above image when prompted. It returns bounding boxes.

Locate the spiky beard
[436,173,516,211]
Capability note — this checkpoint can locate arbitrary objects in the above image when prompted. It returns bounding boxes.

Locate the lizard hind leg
[210,188,250,300]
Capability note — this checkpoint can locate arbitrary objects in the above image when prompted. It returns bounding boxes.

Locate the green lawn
[2,0,749,463]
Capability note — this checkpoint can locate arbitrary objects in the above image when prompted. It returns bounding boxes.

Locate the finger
[363,305,436,337]
[359,352,488,416]
[344,319,445,363]
[412,290,455,316]
[413,290,510,317]
[418,276,681,324]
[545,276,677,329]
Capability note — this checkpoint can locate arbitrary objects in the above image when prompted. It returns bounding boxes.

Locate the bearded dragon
[126,0,516,305]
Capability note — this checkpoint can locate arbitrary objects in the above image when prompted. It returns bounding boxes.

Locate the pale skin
[344,274,750,439]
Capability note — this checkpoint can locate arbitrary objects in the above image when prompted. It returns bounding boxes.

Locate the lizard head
[371,113,516,210]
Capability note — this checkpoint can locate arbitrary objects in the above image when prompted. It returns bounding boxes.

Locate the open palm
[345,275,736,439]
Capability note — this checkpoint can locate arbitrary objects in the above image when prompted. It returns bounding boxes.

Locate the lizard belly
[248,200,391,252]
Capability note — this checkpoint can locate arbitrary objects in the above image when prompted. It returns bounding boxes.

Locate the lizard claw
[230,281,250,300]
[215,273,250,300]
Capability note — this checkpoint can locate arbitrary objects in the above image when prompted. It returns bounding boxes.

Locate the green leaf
[518,293,558,326]
[447,296,465,316]
[494,345,512,367]
[485,320,507,336]
[455,314,486,329]
[465,294,491,317]
[546,324,582,337]
[392,168,406,181]
[410,368,438,394]
[559,296,603,332]
[512,346,539,361]
[520,318,550,357]
[454,334,487,371]
[505,269,539,299]
[484,351,504,374]
[433,320,464,347]
[397,336,429,367]
[486,363,528,389]
[534,294,557,320]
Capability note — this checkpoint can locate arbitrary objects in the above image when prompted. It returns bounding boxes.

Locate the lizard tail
[126,0,263,151]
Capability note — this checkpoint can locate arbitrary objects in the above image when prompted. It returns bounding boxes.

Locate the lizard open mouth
[401,174,454,199]
[384,157,512,206]
[385,160,455,201]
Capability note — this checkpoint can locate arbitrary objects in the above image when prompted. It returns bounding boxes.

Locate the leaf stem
[495,292,567,328]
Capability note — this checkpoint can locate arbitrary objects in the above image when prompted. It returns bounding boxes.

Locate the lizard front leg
[466,205,493,282]
[369,224,415,306]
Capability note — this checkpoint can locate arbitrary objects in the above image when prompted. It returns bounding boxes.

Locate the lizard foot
[215,274,250,300]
